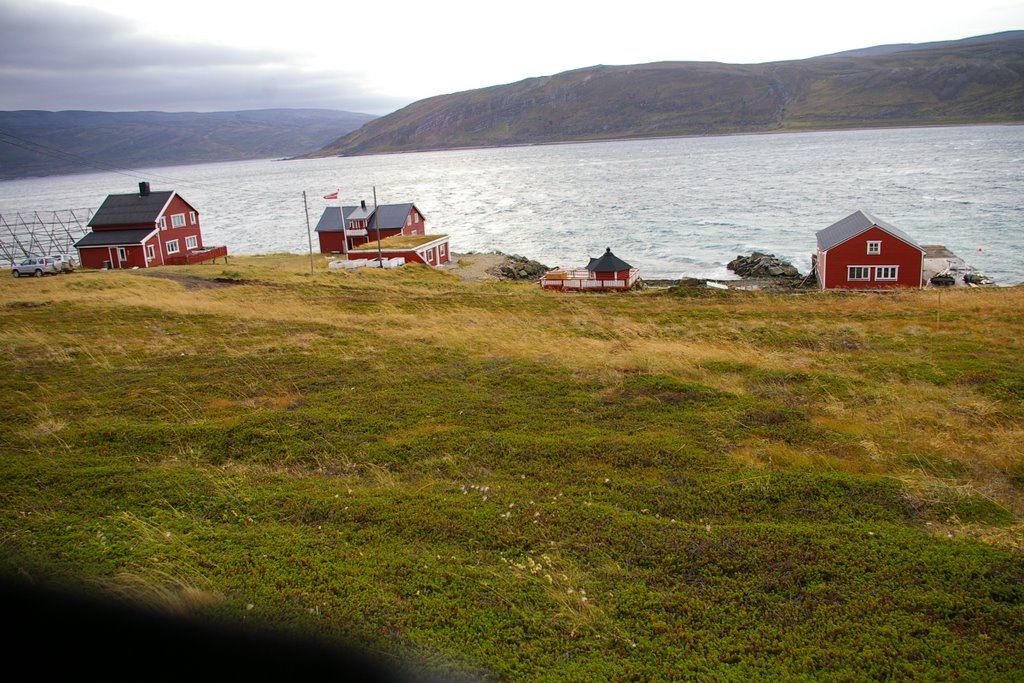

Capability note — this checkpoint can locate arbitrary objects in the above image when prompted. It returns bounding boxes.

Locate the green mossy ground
[2,258,1021,680]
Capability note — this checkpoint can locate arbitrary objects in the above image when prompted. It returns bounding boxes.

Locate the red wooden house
[540,248,640,291]
[814,210,925,290]
[315,200,426,255]
[75,182,226,269]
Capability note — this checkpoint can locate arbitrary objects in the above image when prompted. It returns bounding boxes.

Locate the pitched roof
[816,210,924,252]
[74,228,156,247]
[315,206,347,233]
[88,191,175,227]
[315,203,422,233]
[371,203,417,231]
[589,247,633,272]
[348,204,373,221]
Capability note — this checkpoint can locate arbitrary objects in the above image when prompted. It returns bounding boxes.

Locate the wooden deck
[165,245,229,265]
[540,268,640,291]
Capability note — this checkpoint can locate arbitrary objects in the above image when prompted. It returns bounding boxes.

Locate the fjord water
[2,125,1021,283]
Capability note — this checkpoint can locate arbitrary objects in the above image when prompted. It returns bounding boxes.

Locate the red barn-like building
[74,183,226,269]
[814,210,925,290]
[315,201,426,255]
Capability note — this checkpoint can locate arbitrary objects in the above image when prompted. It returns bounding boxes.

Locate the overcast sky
[1,0,1021,116]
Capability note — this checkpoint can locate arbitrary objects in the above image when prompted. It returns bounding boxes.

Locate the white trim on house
[847,265,871,281]
[185,235,198,250]
[154,230,165,266]
[166,239,180,254]
[349,235,450,266]
[158,192,178,225]
[875,266,899,281]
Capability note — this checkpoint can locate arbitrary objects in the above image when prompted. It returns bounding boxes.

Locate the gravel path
[445,252,511,281]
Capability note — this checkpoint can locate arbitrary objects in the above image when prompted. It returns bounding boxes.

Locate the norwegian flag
[323,191,339,200]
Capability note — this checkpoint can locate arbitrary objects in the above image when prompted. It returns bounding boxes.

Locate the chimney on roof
[139,182,150,197]
[360,200,366,210]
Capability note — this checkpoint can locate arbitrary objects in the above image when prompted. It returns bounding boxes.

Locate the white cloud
[0,0,408,113]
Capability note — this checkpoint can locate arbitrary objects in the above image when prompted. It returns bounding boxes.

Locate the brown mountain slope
[0,109,377,179]
[309,31,1024,157]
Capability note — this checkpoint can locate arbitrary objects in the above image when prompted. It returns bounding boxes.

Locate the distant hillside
[0,109,377,179]
[309,31,1024,157]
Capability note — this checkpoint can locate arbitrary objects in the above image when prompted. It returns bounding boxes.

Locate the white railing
[541,268,640,290]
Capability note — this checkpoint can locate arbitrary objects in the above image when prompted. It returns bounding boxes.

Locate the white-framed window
[440,243,447,257]
[866,241,881,255]
[185,235,198,250]
[166,239,180,254]
[875,266,899,281]
[189,211,197,225]
[847,266,871,281]
[159,216,166,230]
[118,247,128,262]
[146,244,156,260]
[406,214,412,226]
[171,213,186,228]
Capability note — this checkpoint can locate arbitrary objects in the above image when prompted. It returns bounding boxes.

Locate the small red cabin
[540,248,640,291]
[814,210,925,290]
[75,183,226,269]
[315,201,426,255]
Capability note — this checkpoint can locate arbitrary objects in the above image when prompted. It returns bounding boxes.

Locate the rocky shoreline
[485,253,551,281]
[451,250,812,292]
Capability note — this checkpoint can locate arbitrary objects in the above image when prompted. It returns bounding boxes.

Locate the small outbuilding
[540,248,640,291]
[813,210,925,290]
[347,234,451,267]
[75,182,227,269]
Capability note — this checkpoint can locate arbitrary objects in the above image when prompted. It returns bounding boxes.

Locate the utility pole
[303,191,313,275]
[373,185,384,267]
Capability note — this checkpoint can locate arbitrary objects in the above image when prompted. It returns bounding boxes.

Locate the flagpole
[373,185,383,268]
[337,189,347,257]
[303,191,313,275]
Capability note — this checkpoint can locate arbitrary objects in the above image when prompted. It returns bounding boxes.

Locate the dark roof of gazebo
[589,247,633,272]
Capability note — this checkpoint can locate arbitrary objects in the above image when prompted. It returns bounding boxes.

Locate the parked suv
[11,257,60,277]
[49,253,78,272]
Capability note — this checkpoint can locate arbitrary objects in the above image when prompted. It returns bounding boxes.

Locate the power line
[0,128,153,180]
[0,128,255,196]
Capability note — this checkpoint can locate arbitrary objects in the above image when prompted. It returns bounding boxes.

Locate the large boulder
[727,252,800,278]
[489,254,550,280]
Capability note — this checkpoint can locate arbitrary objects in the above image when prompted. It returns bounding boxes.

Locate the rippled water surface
[2,125,1021,283]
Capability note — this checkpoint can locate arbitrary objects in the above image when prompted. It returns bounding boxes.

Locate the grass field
[2,256,1022,680]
